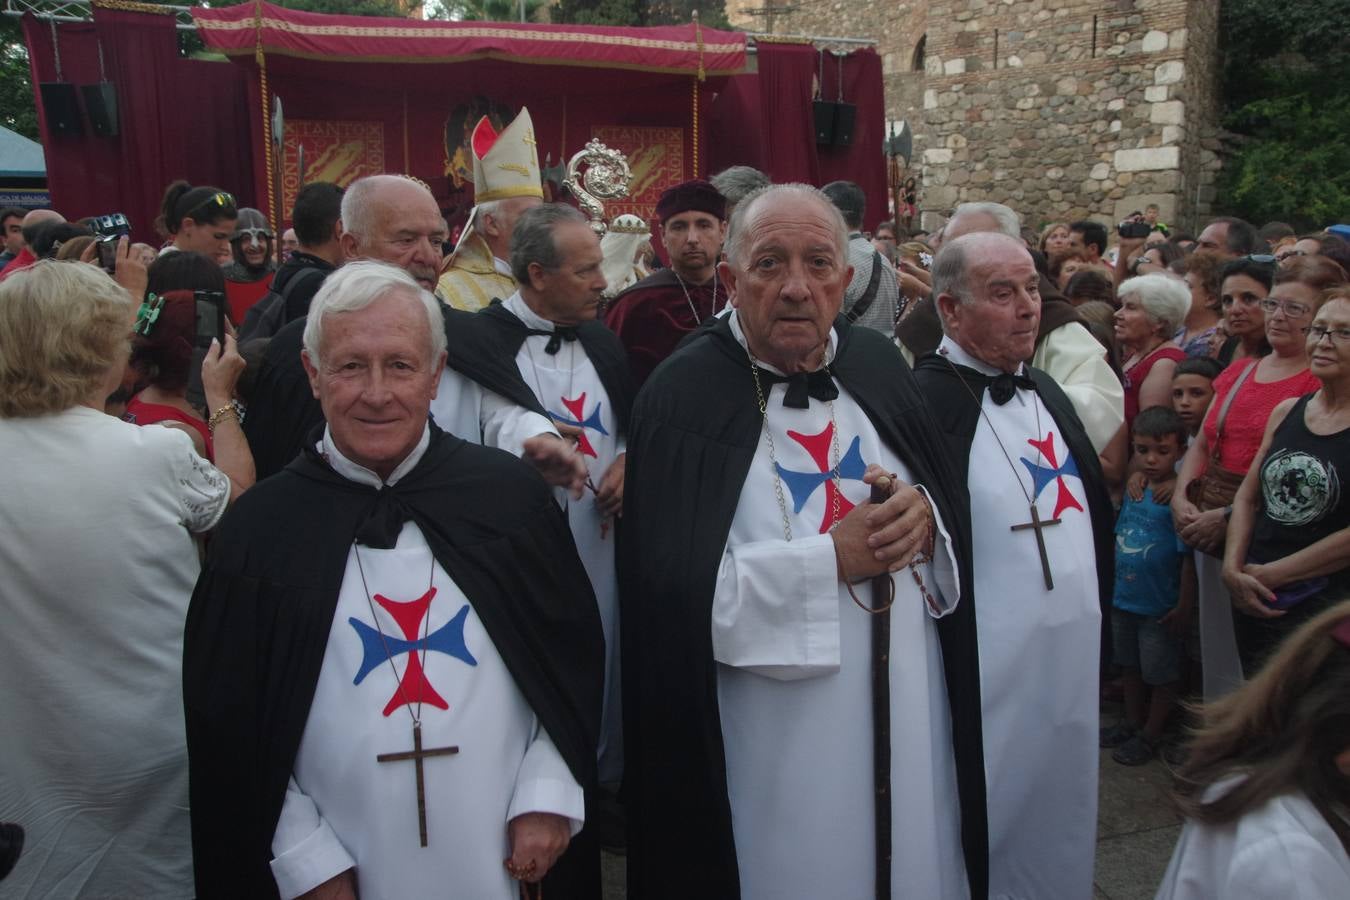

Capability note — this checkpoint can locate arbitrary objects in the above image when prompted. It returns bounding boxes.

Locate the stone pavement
[601,702,1185,900]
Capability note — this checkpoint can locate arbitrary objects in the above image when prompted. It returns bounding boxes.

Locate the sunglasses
[1241,254,1277,265]
[184,191,236,221]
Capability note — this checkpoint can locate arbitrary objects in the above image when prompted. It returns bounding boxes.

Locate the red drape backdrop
[22,9,254,243]
[708,43,887,231]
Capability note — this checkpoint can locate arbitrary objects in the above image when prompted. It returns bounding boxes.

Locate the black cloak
[617,315,989,900]
[183,424,604,898]
[910,353,1116,662]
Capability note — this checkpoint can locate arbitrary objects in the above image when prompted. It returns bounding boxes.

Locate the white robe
[1156,778,1350,899]
[428,367,555,456]
[269,427,584,900]
[710,315,968,900]
[939,337,1102,900]
[503,292,625,783]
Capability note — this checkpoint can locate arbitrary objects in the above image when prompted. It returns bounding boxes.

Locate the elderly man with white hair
[912,230,1115,900]
[897,201,1127,480]
[620,182,988,900]
[184,261,604,900]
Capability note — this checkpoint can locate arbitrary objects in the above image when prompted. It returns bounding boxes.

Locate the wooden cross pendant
[377,722,459,847]
[1010,502,1061,590]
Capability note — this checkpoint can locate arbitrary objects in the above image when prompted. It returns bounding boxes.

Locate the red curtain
[707,43,888,231]
[22,10,254,243]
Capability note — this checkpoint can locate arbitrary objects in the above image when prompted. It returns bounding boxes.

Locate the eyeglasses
[184,191,236,221]
[1259,298,1313,318]
[1241,254,1277,265]
[1308,324,1350,344]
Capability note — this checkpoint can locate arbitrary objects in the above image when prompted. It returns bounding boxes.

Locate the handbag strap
[1210,359,1257,463]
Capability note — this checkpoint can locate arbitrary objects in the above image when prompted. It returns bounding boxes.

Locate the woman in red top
[124,289,214,459]
[1116,272,1191,434]
[1174,255,1346,697]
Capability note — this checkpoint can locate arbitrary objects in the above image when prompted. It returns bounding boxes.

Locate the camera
[91,213,131,274]
[1117,219,1152,239]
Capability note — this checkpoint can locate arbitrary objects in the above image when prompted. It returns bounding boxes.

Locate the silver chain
[674,270,719,324]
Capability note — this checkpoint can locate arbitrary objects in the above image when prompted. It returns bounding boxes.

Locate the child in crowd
[1102,406,1195,765]
[1171,357,1223,440]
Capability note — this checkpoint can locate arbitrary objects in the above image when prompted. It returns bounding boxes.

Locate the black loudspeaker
[813,100,836,145]
[832,102,856,147]
[39,83,83,136]
[82,83,119,137]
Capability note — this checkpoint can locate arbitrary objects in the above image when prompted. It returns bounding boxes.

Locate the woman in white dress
[1157,600,1350,899]
[0,260,248,897]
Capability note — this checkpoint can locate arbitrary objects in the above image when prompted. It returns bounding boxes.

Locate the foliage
[554,0,727,27]
[1216,0,1350,227]
[438,0,551,22]
[0,17,38,139]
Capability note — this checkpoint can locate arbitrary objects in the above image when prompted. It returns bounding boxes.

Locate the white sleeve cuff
[711,533,841,680]
[508,725,586,836]
[916,484,960,617]
[270,818,355,900]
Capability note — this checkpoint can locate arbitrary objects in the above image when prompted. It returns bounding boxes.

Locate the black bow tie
[527,326,579,354]
[983,370,1037,405]
[755,366,840,409]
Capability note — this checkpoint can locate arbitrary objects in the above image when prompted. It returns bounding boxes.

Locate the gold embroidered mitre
[470,107,543,204]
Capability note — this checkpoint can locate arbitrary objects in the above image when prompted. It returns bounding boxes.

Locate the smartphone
[91,214,131,275]
[1118,219,1152,239]
[193,290,227,350]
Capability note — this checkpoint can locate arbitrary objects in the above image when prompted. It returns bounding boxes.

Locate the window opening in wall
[912,34,926,71]
[994,28,999,69]
[1091,15,1099,58]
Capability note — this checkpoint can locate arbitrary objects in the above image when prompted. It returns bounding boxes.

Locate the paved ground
[601,699,1183,899]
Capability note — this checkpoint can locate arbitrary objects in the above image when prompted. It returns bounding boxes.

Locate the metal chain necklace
[674,269,720,324]
[746,343,934,614]
[353,547,438,728]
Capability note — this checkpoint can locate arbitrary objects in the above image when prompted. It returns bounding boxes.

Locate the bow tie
[983,370,1037,405]
[755,366,840,409]
[527,326,579,354]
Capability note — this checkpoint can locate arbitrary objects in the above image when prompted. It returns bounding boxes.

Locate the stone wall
[728,0,1222,234]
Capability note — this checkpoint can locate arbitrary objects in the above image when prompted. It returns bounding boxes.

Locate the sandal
[1099,721,1137,749]
[1112,734,1157,766]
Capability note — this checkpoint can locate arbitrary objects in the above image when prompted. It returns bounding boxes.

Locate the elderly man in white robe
[619,183,989,900]
[912,231,1115,900]
[183,262,604,899]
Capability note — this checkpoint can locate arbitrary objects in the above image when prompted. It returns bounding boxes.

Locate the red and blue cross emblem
[349,588,478,717]
[1019,431,1083,518]
[548,392,607,458]
[775,422,870,534]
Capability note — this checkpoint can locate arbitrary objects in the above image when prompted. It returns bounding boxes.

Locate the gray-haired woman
[1115,272,1191,432]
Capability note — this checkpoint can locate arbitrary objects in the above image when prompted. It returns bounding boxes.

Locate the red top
[1202,359,1319,475]
[1123,344,1187,427]
[124,395,213,461]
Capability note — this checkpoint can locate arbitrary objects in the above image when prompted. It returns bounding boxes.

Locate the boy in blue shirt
[1102,406,1195,765]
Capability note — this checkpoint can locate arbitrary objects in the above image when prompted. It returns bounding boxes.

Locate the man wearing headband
[604,179,729,387]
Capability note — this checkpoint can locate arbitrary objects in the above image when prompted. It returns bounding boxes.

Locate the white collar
[493,255,513,278]
[503,291,553,331]
[937,335,1028,378]
[727,309,838,376]
[320,423,430,489]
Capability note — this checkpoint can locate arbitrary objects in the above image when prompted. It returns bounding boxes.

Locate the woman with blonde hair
[1156,601,1350,898]
[0,260,249,897]
[1039,221,1072,259]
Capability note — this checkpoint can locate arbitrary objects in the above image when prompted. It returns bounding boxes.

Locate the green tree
[553,0,641,26]
[1,18,38,139]
[1216,0,1350,228]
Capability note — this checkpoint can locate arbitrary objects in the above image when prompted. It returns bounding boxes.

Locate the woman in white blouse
[0,260,248,897]
[1157,601,1350,899]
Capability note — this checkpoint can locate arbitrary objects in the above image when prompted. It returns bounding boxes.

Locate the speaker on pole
[813,100,837,145]
[82,83,119,137]
[832,103,856,147]
[39,83,83,136]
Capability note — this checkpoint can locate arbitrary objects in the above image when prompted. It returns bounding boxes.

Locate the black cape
[475,299,636,439]
[910,353,1116,665]
[183,425,604,898]
[240,304,549,481]
[617,315,989,900]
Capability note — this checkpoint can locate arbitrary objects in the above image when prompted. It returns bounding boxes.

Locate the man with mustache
[604,179,729,387]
